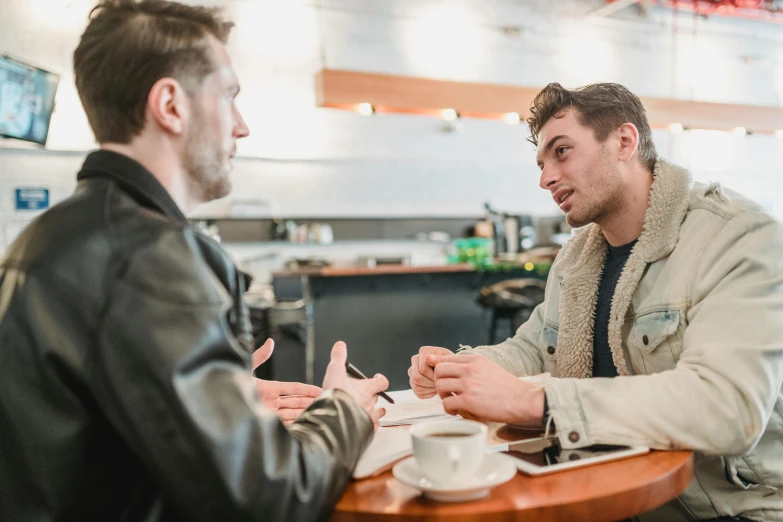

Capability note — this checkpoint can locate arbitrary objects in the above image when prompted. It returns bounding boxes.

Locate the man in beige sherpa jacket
[407,82,783,522]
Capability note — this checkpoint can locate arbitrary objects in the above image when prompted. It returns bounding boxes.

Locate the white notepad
[352,390,454,479]
[353,428,412,479]
[378,390,457,427]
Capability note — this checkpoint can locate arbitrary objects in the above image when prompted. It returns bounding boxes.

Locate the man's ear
[616,122,640,163]
[146,77,188,135]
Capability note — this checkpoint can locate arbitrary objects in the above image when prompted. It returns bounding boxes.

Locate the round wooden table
[329,450,693,522]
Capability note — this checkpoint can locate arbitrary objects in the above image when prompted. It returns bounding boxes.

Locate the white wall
[1,0,783,231]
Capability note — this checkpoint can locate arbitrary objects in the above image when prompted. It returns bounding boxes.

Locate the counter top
[273,264,478,277]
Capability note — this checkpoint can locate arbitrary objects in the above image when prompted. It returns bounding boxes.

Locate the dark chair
[477,278,546,344]
[249,299,307,382]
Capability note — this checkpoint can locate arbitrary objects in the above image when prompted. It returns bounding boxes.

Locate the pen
[345,362,395,404]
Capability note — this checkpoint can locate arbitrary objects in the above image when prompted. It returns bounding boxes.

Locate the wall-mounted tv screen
[0,53,59,146]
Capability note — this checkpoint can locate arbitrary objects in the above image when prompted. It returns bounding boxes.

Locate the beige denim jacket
[469,159,783,521]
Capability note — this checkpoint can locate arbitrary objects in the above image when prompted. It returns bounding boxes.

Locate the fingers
[294,382,323,397]
[434,361,468,380]
[252,338,275,370]
[366,373,389,395]
[277,408,307,422]
[410,354,435,391]
[278,396,316,410]
[434,377,463,398]
[274,381,323,398]
[408,364,437,399]
[321,341,349,391]
[417,349,437,383]
[370,407,386,431]
[328,341,348,369]
[441,394,465,416]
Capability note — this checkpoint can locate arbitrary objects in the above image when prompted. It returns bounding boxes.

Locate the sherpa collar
[552,159,693,378]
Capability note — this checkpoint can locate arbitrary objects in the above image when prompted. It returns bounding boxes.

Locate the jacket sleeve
[544,212,783,455]
[91,229,373,522]
[466,285,549,377]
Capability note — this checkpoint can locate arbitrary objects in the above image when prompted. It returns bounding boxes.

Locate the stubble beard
[565,156,624,229]
[183,108,232,204]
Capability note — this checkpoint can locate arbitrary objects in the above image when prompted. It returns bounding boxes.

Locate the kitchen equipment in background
[278,220,335,244]
[194,219,221,242]
[356,255,410,268]
[414,231,451,243]
[285,257,332,270]
[503,216,519,254]
[483,202,505,257]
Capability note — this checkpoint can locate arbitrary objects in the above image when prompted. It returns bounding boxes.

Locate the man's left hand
[252,339,322,424]
[430,354,545,425]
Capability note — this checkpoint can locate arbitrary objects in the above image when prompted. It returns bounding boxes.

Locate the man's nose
[539,164,559,190]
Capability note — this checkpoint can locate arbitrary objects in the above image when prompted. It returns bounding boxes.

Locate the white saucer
[392,453,517,502]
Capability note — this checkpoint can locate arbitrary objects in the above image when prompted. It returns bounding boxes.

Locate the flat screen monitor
[0,52,59,146]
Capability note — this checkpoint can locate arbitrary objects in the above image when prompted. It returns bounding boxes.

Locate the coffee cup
[409,419,487,484]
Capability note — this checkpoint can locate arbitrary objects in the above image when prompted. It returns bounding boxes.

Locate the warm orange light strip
[316,69,783,134]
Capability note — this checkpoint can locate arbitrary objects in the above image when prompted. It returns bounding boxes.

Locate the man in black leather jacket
[0,1,389,521]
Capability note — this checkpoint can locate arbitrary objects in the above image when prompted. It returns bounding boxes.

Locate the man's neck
[599,162,654,247]
[100,140,196,214]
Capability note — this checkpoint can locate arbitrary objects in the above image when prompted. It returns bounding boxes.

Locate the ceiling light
[503,112,521,125]
[356,103,374,116]
[669,123,683,134]
[733,127,747,136]
[441,108,458,121]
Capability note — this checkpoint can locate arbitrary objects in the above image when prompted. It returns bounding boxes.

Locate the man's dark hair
[73,0,234,144]
[527,82,657,172]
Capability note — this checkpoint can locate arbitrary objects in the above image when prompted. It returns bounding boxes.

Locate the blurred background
[2,0,783,387]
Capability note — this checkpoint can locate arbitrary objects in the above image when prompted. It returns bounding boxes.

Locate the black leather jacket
[0,150,373,522]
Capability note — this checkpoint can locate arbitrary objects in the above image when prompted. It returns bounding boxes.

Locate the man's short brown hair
[527,82,657,172]
[74,0,234,144]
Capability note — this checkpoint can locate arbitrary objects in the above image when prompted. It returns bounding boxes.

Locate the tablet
[503,436,649,476]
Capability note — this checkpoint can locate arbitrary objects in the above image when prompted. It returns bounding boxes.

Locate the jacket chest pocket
[541,323,559,374]
[627,310,683,374]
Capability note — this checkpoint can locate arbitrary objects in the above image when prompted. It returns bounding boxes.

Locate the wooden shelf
[316,69,783,134]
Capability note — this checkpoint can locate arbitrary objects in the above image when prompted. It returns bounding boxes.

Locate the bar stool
[477,278,546,344]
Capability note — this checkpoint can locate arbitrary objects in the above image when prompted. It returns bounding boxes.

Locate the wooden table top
[329,448,693,522]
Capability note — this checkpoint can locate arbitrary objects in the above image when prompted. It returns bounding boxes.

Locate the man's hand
[252,339,322,424]
[432,354,545,425]
[322,341,389,430]
[408,346,454,398]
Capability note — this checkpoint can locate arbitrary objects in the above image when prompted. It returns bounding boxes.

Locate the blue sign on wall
[15,188,49,211]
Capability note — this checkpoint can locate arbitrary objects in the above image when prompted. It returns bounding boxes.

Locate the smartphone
[504,436,649,476]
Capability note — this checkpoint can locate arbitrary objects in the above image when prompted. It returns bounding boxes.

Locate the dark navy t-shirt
[592,239,638,378]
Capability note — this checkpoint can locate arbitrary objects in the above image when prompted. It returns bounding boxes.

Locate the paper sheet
[378,390,457,427]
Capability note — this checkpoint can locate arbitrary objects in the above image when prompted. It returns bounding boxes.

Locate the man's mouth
[553,189,574,209]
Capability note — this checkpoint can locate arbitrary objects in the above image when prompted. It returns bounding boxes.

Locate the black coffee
[425,432,472,438]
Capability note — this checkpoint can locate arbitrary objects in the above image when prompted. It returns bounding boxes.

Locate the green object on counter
[446,238,495,267]
[447,238,551,276]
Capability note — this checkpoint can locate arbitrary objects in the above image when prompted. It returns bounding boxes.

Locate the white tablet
[504,436,649,476]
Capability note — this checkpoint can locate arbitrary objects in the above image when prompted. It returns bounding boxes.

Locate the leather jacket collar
[77,149,189,226]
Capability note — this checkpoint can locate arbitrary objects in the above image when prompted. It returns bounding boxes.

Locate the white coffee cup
[409,419,487,484]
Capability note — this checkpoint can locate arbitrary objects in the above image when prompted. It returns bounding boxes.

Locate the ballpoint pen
[345,361,395,404]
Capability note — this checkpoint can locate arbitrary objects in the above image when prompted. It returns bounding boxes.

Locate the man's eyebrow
[543,135,567,153]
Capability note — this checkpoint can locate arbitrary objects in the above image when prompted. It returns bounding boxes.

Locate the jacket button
[547,346,556,355]
[642,335,649,345]
[568,431,580,443]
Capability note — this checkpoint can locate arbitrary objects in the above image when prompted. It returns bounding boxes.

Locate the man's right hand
[322,341,389,430]
[408,346,454,398]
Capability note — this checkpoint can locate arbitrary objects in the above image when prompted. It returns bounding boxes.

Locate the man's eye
[556,146,568,156]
